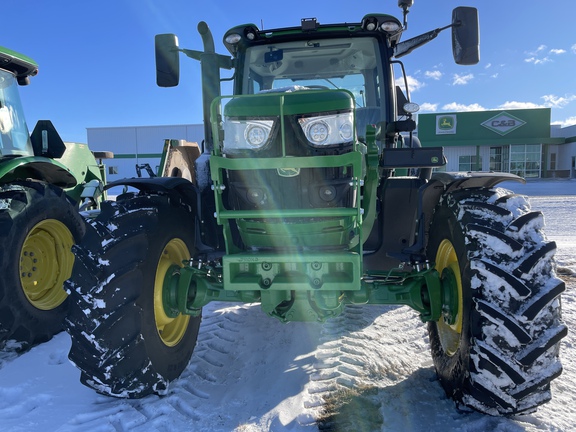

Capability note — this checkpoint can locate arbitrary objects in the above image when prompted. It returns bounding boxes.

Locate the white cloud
[491,73,499,79]
[421,94,575,118]
[396,76,424,93]
[424,70,442,80]
[498,101,544,110]
[551,116,576,127]
[572,44,576,54]
[525,56,551,64]
[452,73,474,85]
[550,48,566,55]
[484,63,492,69]
[524,44,556,64]
[418,103,438,112]
[494,95,576,111]
[541,94,576,108]
[442,102,485,112]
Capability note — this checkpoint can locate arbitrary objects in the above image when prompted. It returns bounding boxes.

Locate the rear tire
[0,181,84,350]
[427,187,566,415]
[65,194,201,398]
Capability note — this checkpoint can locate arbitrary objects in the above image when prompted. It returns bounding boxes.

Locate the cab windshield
[0,69,33,158]
[241,37,384,109]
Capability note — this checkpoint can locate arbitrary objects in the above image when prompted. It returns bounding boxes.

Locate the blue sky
[4,0,576,143]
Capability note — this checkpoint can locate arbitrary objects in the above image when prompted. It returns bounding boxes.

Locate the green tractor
[65,2,566,415]
[0,46,110,351]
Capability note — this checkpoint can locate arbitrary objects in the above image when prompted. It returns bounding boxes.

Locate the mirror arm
[181,48,203,61]
[180,49,233,70]
[394,24,452,58]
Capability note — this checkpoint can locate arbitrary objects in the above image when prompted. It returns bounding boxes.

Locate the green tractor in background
[0,46,111,351]
[64,2,566,416]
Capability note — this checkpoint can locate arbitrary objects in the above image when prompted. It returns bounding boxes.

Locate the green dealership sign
[419,108,552,147]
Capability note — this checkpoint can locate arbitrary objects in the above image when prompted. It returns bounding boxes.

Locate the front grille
[225,115,354,211]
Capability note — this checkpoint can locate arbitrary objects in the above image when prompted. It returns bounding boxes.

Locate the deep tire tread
[521,279,565,321]
[473,342,526,384]
[517,325,568,366]
[507,211,543,233]
[65,193,201,398]
[427,186,566,416]
[474,300,531,344]
[466,224,524,252]
[475,260,531,298]
[514,242,557,278]
[460,201,513,217]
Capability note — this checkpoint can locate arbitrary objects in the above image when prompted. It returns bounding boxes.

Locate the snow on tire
[65,193,201,398]
[427,187,567,415]
[0,181,84,351]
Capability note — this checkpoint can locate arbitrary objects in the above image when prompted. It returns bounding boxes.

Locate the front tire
[427,187,567,415]
[0,181,84,350]
[65,193,201,398]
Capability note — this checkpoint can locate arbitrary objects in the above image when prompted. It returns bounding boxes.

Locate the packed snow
[0,179,574,432]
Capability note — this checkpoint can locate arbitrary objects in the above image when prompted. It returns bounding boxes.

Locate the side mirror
[155,34,180,87]
[452,7,479,65]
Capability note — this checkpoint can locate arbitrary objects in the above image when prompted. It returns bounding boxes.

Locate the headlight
[298,113,354,146]
[222,119,275,151]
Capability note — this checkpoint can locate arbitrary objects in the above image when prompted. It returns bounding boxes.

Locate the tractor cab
[230,26,386,144]
[223,16,400,151]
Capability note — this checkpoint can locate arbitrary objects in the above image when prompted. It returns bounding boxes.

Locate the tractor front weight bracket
[163,259,447,324]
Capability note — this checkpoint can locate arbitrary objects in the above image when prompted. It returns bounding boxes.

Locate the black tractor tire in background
[0,181,84,351]
[427,187,567,415]
[65,193,201,398]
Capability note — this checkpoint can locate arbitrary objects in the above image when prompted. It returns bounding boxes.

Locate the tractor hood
[221,88,354,117]
[213,88,356,157]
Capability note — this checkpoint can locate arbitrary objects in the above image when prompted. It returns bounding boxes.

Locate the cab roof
[0,46,39,85]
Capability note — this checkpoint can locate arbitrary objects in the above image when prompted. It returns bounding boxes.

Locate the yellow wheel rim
[20,219,74,310]
[435,239,464,356]
[154,238,191,347]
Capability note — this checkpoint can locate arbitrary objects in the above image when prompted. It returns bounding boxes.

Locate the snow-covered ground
[0,179,574,432]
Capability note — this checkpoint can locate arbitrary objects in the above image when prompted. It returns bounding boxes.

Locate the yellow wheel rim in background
[20,219,74,310]
[154,238,191,347]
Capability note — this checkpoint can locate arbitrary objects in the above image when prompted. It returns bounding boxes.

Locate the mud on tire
[427,187,567,415]
[0,181,84,350]
[65,193,201,398]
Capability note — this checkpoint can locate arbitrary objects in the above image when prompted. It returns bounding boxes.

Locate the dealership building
[87,107,576,182]
[418,108,576,179]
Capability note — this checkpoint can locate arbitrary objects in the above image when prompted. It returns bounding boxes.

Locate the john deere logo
[277,167,300,177]
[436,114,457,135]
[438,117,453,130]
[481,112,526,136]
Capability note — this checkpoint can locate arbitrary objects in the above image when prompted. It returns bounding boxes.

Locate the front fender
[0,156,77,188]
[105,176,223,251]
[104,176,200,204]
[421,171,526,235]
[429,171,525,193]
